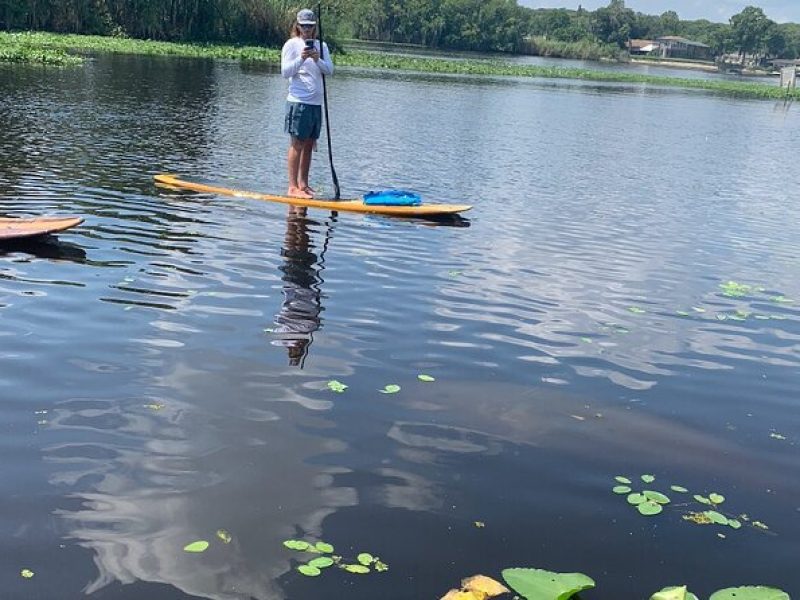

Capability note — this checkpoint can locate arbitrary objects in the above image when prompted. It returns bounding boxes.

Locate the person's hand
[301,47,319,61]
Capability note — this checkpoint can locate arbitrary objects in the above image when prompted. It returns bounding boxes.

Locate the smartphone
[305,40,315,49]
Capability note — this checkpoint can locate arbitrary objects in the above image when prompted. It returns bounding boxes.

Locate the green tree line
[1,0,799,58]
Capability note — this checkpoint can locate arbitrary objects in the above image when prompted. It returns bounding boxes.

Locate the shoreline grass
[2,31,798,100]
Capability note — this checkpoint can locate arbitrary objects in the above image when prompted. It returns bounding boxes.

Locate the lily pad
[728,519,742,530]
[183,540,209,553]
[628,306,646,314]
[709,493,725,505]
[613,486,632,494]
[308,556,334,569]
[670,485,689,493]
[709,587,789,600]
[298,565,321,577]
[20,569,34,579]
[694,495,711,505]
[283,539,310,551]
[379,384,401,394]
[638,501,663,516]
[650,586,700,600]
[641,474,656,483]
[627,493,647,505]
[357,553,374,565]
[315,541,334,554]
[615,476,632,484]
[502,568,595,600]
[418,374,436,382]
[343,564,371,574]
[705,511,729,525]
[643,490,671,505]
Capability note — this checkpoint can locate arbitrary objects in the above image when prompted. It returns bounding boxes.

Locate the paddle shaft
[317,3,340,199]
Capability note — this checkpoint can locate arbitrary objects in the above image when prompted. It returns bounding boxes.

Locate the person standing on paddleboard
[281,9,333,199]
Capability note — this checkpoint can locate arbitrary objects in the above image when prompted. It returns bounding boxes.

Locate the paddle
[317,2,340,200]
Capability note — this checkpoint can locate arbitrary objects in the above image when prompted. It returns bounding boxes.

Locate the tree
[730,6,775,63]
[591,0,635,47]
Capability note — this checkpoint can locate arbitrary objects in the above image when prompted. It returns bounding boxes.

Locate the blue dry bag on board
[363,189,422,206]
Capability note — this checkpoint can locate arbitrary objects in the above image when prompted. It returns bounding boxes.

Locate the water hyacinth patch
[327,380,348,393]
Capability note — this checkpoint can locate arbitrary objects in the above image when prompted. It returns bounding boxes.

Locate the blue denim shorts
[284,102,322,140]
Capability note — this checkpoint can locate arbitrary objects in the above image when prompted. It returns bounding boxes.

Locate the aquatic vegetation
[183,540,209,553]
[283,539,388,577]
[20,569,34,578]
[719,281,753,297]
[502,568,595,600]
[628,306,646,314]
[418,374,436,382]
[441,574,510,599]
[216,529,232,544]
[613,474,769,532]
[379,384,401,394]
[4,32,799,100]
[327,380,348,393]
[441,569,787,600]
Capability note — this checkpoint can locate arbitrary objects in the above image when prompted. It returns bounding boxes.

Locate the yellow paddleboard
[154,174,472,217]
[0,216,84,241]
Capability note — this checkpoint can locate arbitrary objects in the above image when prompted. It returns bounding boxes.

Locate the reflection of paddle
[317,1,340,199]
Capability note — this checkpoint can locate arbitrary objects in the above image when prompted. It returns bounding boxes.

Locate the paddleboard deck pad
[154,174,471,217]
[0,216,84,241]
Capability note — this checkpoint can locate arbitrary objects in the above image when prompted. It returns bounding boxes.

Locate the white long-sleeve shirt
[280,37,333,105]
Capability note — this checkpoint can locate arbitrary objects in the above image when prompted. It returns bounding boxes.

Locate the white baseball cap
[297,9,316,25]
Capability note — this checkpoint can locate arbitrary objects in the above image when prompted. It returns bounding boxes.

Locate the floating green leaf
[670,485,689,493]
[628,306,646,314]
[183,540,209,553]
[638,501,663,516]
[417,374,435,382]
[650,586,700,600]
[728,520,742,530]
[379,384,401,394]
[705,511,729,525]
[694,495,711,505]
[676,311,690,317]
[315,541,334,554]
[769,296,792,304]
[216,529,232,544]
[613,486,632,494]
[357,553,375,565]
[627,493,647,505]
[308,557,334,569]
[641,474,655,483]
[502,568,595,600]
[709,493,725,505]
[327,380,348,393]
[709,587,790,600]
[720,281,752,297]
[615,476,632,484]
[343,564,370,574]
[298,565,321,577]
[283,540,310,551]
[374,560,389,572]
[20,569,34,579]
[691,306,706,313]
[643,490,671,505]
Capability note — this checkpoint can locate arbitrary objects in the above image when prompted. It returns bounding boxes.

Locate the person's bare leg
[287,137,312,198]
[298,139,315,196]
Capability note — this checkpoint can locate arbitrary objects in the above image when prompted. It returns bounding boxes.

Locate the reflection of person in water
[271,206,324,366]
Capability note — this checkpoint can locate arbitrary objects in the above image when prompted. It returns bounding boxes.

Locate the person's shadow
[270,207,330,367]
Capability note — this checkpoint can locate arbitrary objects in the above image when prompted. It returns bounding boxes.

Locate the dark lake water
[1,54,799,599]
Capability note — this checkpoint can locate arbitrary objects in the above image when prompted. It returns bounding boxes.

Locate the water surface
[0,54,798,599]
